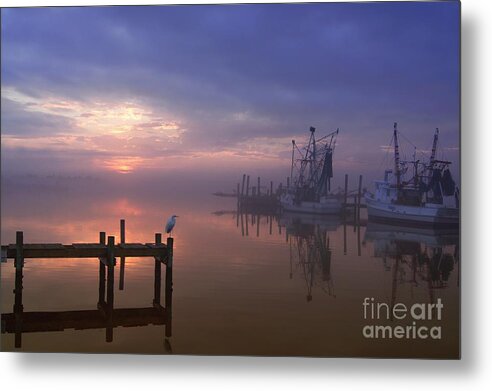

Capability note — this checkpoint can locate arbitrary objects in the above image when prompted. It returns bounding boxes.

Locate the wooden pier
[236,174,279,214]
[0,220,174,350]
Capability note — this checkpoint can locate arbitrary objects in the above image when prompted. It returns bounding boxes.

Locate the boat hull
[365,197,459,228]
[280,195,342,215]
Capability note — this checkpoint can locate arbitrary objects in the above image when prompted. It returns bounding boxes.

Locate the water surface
[0,178,459,357]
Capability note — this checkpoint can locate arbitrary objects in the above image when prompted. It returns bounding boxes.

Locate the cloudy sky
[1,2,459,183]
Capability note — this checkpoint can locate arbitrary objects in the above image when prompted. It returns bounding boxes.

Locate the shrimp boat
[280,126,342,215]
[365,123,459,227]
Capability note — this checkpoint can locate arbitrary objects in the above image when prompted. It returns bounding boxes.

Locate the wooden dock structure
[236,174,279,214]
[0,220,174,349]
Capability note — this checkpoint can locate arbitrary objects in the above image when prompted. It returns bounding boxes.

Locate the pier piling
[14,231,24,348]
[344,174,348,208]
[165,237,174,338]
[357,175,363,222]
[241,174,246,197]
[98,232,106,306]
[106,236,115,342]
[119,220,126,291]
[154,233,162,307]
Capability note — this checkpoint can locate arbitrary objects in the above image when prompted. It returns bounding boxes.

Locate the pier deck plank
[1,242,168,259]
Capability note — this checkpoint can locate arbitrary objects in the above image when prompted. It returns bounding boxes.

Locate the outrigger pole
[430,128,439,164]
[394,122,401,189]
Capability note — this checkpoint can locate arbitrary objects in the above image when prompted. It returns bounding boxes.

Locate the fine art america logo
[362,297,444,340]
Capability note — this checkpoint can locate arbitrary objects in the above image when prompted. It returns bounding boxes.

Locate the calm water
[0,178,459,357]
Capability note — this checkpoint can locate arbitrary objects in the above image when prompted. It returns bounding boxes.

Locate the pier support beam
[119,220,126,291]
[14,231,24,348]
[241,174,246,198]
[105,236,115,342]
[98,232,106,307]
[344,174,348,209]
[357,174,363,222]
[154,233,162,307]
[165,237,174,338]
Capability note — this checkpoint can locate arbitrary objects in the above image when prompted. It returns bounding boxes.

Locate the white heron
[165,215,179,236]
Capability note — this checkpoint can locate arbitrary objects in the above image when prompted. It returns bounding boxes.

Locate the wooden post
[257,176,261,196]
[165,237,174,338]
[241,174,246,197]
[14,231,24,348]
[245,213,249,236]
[344,174,348,208]
[252,186,256,197]
[270,181,273,197]
[357,174,363,222]
[343,221,347,255]
[106,236,115,343]
[256,214,260,237]
[120,219,126,244]
[154,233,162,307]
[353,195,357,231]
[15,231,24,270]
[98,232,106,306]
[357,224,361,256]
[246,175,250,197]
[287,176,290,189]
[119,220,125,291]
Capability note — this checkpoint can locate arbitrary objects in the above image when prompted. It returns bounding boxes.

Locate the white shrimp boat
[365,123,459,228]
[280,126,342,215]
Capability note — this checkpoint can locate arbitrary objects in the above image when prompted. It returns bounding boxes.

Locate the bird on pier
[165,215,178,237]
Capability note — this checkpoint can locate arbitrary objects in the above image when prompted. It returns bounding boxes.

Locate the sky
[1,2,460,187]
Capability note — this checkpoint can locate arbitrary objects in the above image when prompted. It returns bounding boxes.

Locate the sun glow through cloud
[1,87,190,174]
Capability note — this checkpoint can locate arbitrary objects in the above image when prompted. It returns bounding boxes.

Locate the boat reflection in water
[232,203,458,306]
[364,222,459,308]
[228,203,346,302]
[280,212,341,301]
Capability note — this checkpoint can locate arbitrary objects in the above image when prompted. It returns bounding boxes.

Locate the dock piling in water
[106,236,115,342]
[154,233,162,307]
[357,175,363,222]
[119,220,126,291]
[241,174,246,197]
[344,174,348,208]
[165,237,174,338]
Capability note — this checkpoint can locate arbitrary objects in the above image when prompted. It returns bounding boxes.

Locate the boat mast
[290,139,295,188]
[394,122,401,189]
[309,126,316,186]
[430,128,439,166]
